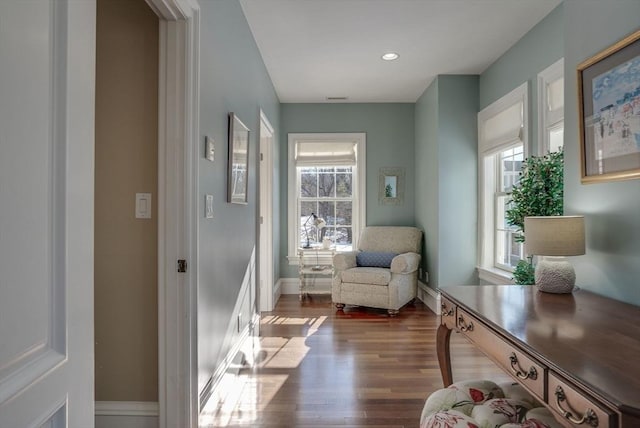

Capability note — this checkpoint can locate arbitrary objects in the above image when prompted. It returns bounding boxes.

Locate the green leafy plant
[506,150,564,284]
[385,183,393,197]
[512,257,536,286]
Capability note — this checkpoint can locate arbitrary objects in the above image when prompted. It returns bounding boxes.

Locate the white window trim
[477,82,528,284]
[287,133,366,265]
[537,58,564,155]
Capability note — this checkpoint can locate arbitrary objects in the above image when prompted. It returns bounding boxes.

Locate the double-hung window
[538,58,564,154]
[478,83,528,283]
[287,133,366,262]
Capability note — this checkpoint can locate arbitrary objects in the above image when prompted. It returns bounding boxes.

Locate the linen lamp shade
[524,216,585,294]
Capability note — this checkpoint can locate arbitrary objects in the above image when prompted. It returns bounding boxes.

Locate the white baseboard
[95,402,158,428]
[278,277,332,295]
[417,281,440,315]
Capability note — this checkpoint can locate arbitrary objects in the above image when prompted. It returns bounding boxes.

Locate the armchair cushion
[341,267,391,286]
[356,251,398,268]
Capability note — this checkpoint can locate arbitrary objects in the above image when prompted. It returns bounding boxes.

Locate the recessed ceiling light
[381,52,399,61]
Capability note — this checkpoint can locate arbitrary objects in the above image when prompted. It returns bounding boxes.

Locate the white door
[258,112,274,311]
[0,1,96,427]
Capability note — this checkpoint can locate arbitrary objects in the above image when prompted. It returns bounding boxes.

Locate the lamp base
[535,257,576,294]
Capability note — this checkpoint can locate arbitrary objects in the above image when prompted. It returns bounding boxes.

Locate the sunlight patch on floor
[199,374,289,427]
[200,314,330,426]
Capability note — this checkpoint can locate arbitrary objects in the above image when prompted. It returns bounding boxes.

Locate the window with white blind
[287,133,366,262]
[538,58,564,154]
[478,83,528,283]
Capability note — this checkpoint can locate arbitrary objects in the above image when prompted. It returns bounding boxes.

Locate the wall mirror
[378,167,405,206]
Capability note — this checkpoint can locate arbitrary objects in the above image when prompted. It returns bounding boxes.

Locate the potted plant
[506,150,564,284]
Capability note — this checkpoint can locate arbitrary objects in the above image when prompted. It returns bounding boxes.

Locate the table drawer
[457,308,546,401]
[440,297,456,329]
[548,373,615,428]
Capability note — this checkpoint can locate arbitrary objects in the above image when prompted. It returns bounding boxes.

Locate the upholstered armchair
[332,226,422,316]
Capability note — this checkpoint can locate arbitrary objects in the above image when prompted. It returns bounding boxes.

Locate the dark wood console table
[437,285,640,428]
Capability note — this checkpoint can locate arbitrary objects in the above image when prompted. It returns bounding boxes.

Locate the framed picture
[578,29,640,183]
[378,167,405,206]
[227,112,250,204]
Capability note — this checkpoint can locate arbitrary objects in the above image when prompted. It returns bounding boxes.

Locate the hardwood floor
[200,294,511,427]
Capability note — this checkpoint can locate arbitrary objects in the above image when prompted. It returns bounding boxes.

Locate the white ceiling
[239,0,562,103]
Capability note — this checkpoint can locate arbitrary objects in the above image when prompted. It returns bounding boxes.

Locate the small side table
[298,246,335,300]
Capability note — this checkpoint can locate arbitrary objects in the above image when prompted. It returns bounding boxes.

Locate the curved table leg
[436,323,453,387]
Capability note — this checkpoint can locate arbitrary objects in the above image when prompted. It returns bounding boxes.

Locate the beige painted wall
[95,0,159,402]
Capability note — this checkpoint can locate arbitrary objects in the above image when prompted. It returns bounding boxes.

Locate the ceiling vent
[326,96,348,101]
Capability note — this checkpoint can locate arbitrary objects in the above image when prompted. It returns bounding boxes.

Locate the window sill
[477,266,513,285]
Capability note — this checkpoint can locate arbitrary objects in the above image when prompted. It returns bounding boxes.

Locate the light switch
[205,136,215,161]
[205,194,214,218]
[136,193,152,219]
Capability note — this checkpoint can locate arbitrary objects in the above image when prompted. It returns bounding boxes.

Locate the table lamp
[302,213,326,248]
[524,216,585,294]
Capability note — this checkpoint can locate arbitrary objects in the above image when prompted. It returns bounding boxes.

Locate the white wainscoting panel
[95,401,158,428]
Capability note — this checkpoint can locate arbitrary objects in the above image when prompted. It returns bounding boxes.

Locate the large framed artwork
[578,29,640,183]
[227,112,250,204]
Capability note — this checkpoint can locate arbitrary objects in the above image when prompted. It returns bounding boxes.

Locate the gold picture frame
[577,28,640,184]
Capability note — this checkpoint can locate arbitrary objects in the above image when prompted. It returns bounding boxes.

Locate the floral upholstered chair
[332,226,422,316]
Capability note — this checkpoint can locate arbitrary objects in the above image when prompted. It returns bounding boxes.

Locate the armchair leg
[388,309,399,317]
[335,303,345,309]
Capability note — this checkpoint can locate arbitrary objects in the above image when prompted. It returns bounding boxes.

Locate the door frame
[258,110,275,312]
[145,0,200,427]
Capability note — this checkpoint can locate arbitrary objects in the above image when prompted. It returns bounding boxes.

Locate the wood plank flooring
[200,294,511,427]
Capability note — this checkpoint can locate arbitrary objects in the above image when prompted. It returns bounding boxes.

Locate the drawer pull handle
[441,304,454,317]
[555,386,599,427]
[457,315,474,332]
[508,352,537,380]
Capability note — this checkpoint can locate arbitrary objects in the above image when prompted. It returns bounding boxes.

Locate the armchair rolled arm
[390,252,421,274]
[333,251,358,271]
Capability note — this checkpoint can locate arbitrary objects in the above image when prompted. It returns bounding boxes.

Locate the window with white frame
[538,58,564,154]
[478,83,528,282]
[287,133,366,262]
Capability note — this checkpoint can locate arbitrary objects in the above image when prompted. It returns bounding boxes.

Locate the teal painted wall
[415,81,440,286]
[563,0,640,306]
[198,0,280,391]
[415,76,479,289]
[437,75,479,287]
[480,4,564,155]
[279,103,416,278]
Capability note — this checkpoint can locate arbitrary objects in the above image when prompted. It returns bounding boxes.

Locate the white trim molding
[477,266,513,285]
[147,1,201,428]
[417,281,440,315]
[258,110,275,312]
[95,402,159,417]
[477,82,528,278]
[287,133,366,262]
[537,57,564,155]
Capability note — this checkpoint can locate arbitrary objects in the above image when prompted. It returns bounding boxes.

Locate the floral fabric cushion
[421,409,480,428]
[420,380,563,428]
[356,251,398,268]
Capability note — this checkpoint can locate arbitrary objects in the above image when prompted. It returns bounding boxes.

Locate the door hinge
[177,259,187,273]
[260,216,264,224]
[260,153,264,161]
